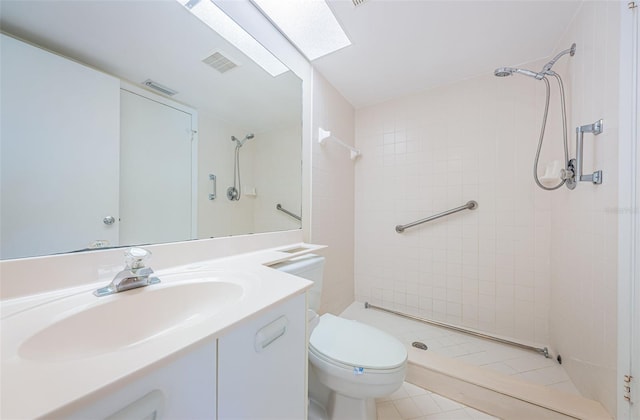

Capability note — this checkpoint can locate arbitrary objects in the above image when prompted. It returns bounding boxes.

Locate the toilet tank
[272,254,324,312]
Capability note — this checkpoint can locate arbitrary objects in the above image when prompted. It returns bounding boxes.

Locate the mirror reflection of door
[0,34,120,259]
[119,89,197,246]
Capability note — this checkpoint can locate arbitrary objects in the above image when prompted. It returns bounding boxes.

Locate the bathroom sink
[18,273,245,361]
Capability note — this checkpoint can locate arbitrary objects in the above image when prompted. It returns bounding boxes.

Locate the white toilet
[275,254,407,420]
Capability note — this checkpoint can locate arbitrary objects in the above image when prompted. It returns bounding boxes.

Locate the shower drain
[411,341,428,351]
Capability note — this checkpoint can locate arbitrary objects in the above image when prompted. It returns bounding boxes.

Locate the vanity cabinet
[66,339,217,419]
[218,293,307,420]
[62,293,306,419]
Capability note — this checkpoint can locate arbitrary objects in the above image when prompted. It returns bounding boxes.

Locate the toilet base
[326,392,376,420]
[309,398,328,420]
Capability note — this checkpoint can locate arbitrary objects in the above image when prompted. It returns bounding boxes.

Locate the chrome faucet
[94,247,160,297]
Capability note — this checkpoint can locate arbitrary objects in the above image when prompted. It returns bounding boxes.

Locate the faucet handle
[124,247,152,269]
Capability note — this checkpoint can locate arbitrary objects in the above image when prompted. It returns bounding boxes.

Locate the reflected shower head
[231,133,255,147]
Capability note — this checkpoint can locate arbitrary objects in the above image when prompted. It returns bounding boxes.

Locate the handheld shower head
[494,67,515,77]
[494,67,542,79]
[495,43,576,82]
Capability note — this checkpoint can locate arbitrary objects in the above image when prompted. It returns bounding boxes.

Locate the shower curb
[405,348,611,420]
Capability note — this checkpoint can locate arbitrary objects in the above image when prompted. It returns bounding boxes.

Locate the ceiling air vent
[142,79,178,96]
[352,0,368,5]
[202,51,239,74]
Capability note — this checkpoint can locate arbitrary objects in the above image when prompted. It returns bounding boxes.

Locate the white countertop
[0,243,322,419]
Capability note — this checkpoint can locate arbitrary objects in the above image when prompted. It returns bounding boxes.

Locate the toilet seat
[309,314,407,372]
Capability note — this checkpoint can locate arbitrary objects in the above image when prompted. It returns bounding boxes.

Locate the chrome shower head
[496,43,576,82]
[542,43,577,74]
[494,66,542,80]
[494,67,515,77]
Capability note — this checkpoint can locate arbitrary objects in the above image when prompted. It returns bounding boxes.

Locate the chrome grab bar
[395,200,478,233]
[576,119,603,184]
[364,302,550,358]
[208,173,217,200]
[276,204,301,221]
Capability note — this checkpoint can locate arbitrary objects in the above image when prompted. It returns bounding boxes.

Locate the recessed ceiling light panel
[251,0,352,61]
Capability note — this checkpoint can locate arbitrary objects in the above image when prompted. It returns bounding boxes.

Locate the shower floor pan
[340,302,611,419]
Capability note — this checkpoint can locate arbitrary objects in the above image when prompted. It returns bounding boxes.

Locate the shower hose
[533,73,569,191]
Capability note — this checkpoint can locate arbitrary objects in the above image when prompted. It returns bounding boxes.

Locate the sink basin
[19,273,245,361]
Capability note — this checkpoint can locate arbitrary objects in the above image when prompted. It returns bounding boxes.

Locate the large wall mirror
[0,0,303,260]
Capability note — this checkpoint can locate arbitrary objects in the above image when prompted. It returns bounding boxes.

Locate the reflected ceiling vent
[142,79,178,96]
[352,0,368,5]
[202,51,239,74]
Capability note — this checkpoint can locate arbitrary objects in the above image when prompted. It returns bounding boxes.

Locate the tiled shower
[352,1,619,415]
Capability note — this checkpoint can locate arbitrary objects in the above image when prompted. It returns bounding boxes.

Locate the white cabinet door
[0,34,120,259]
[218,294,307,420]
[62,338,216,419]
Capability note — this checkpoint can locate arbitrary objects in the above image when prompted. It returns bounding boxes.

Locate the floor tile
[376,382,500,420]
[430,393,465,412]
[411,394,443,416]
[345,300,581,420]
[502,355,556,373]
[394,397,423,419]
[464,407,498,419]
[421,410,469,420]
[404,382,429,396]
[377,401,403,420]
[547,380,581,396]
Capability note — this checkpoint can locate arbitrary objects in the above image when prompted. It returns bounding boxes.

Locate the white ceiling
[0,0,583,116]
[317,0,582,108]
[0,0,302,133]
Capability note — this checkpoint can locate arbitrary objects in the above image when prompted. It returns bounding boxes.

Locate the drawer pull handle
[254,315,289,352]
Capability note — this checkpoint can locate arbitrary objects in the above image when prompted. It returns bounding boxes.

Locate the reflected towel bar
[276,204,301,221]
[364,302,550,358]
[395,200,478,233]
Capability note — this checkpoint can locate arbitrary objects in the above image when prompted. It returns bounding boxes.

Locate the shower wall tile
[353,2,621,417]
[355,66,553,346]
[547,1,620,415]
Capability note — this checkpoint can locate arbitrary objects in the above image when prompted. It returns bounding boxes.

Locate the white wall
[311,70,356,315]
[253,125,302,233]
[354,66,555,346]
[548,1,620,415]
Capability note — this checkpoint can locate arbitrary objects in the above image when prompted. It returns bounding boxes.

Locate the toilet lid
[309,314,407,370]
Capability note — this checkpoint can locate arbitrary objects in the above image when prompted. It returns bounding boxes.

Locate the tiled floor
[377,382,498,420]
[341,302,581,396]
[376,382,496,420]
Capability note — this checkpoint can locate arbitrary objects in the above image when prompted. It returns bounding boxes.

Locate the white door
[0,34,120,259]
[119,89,195,246]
